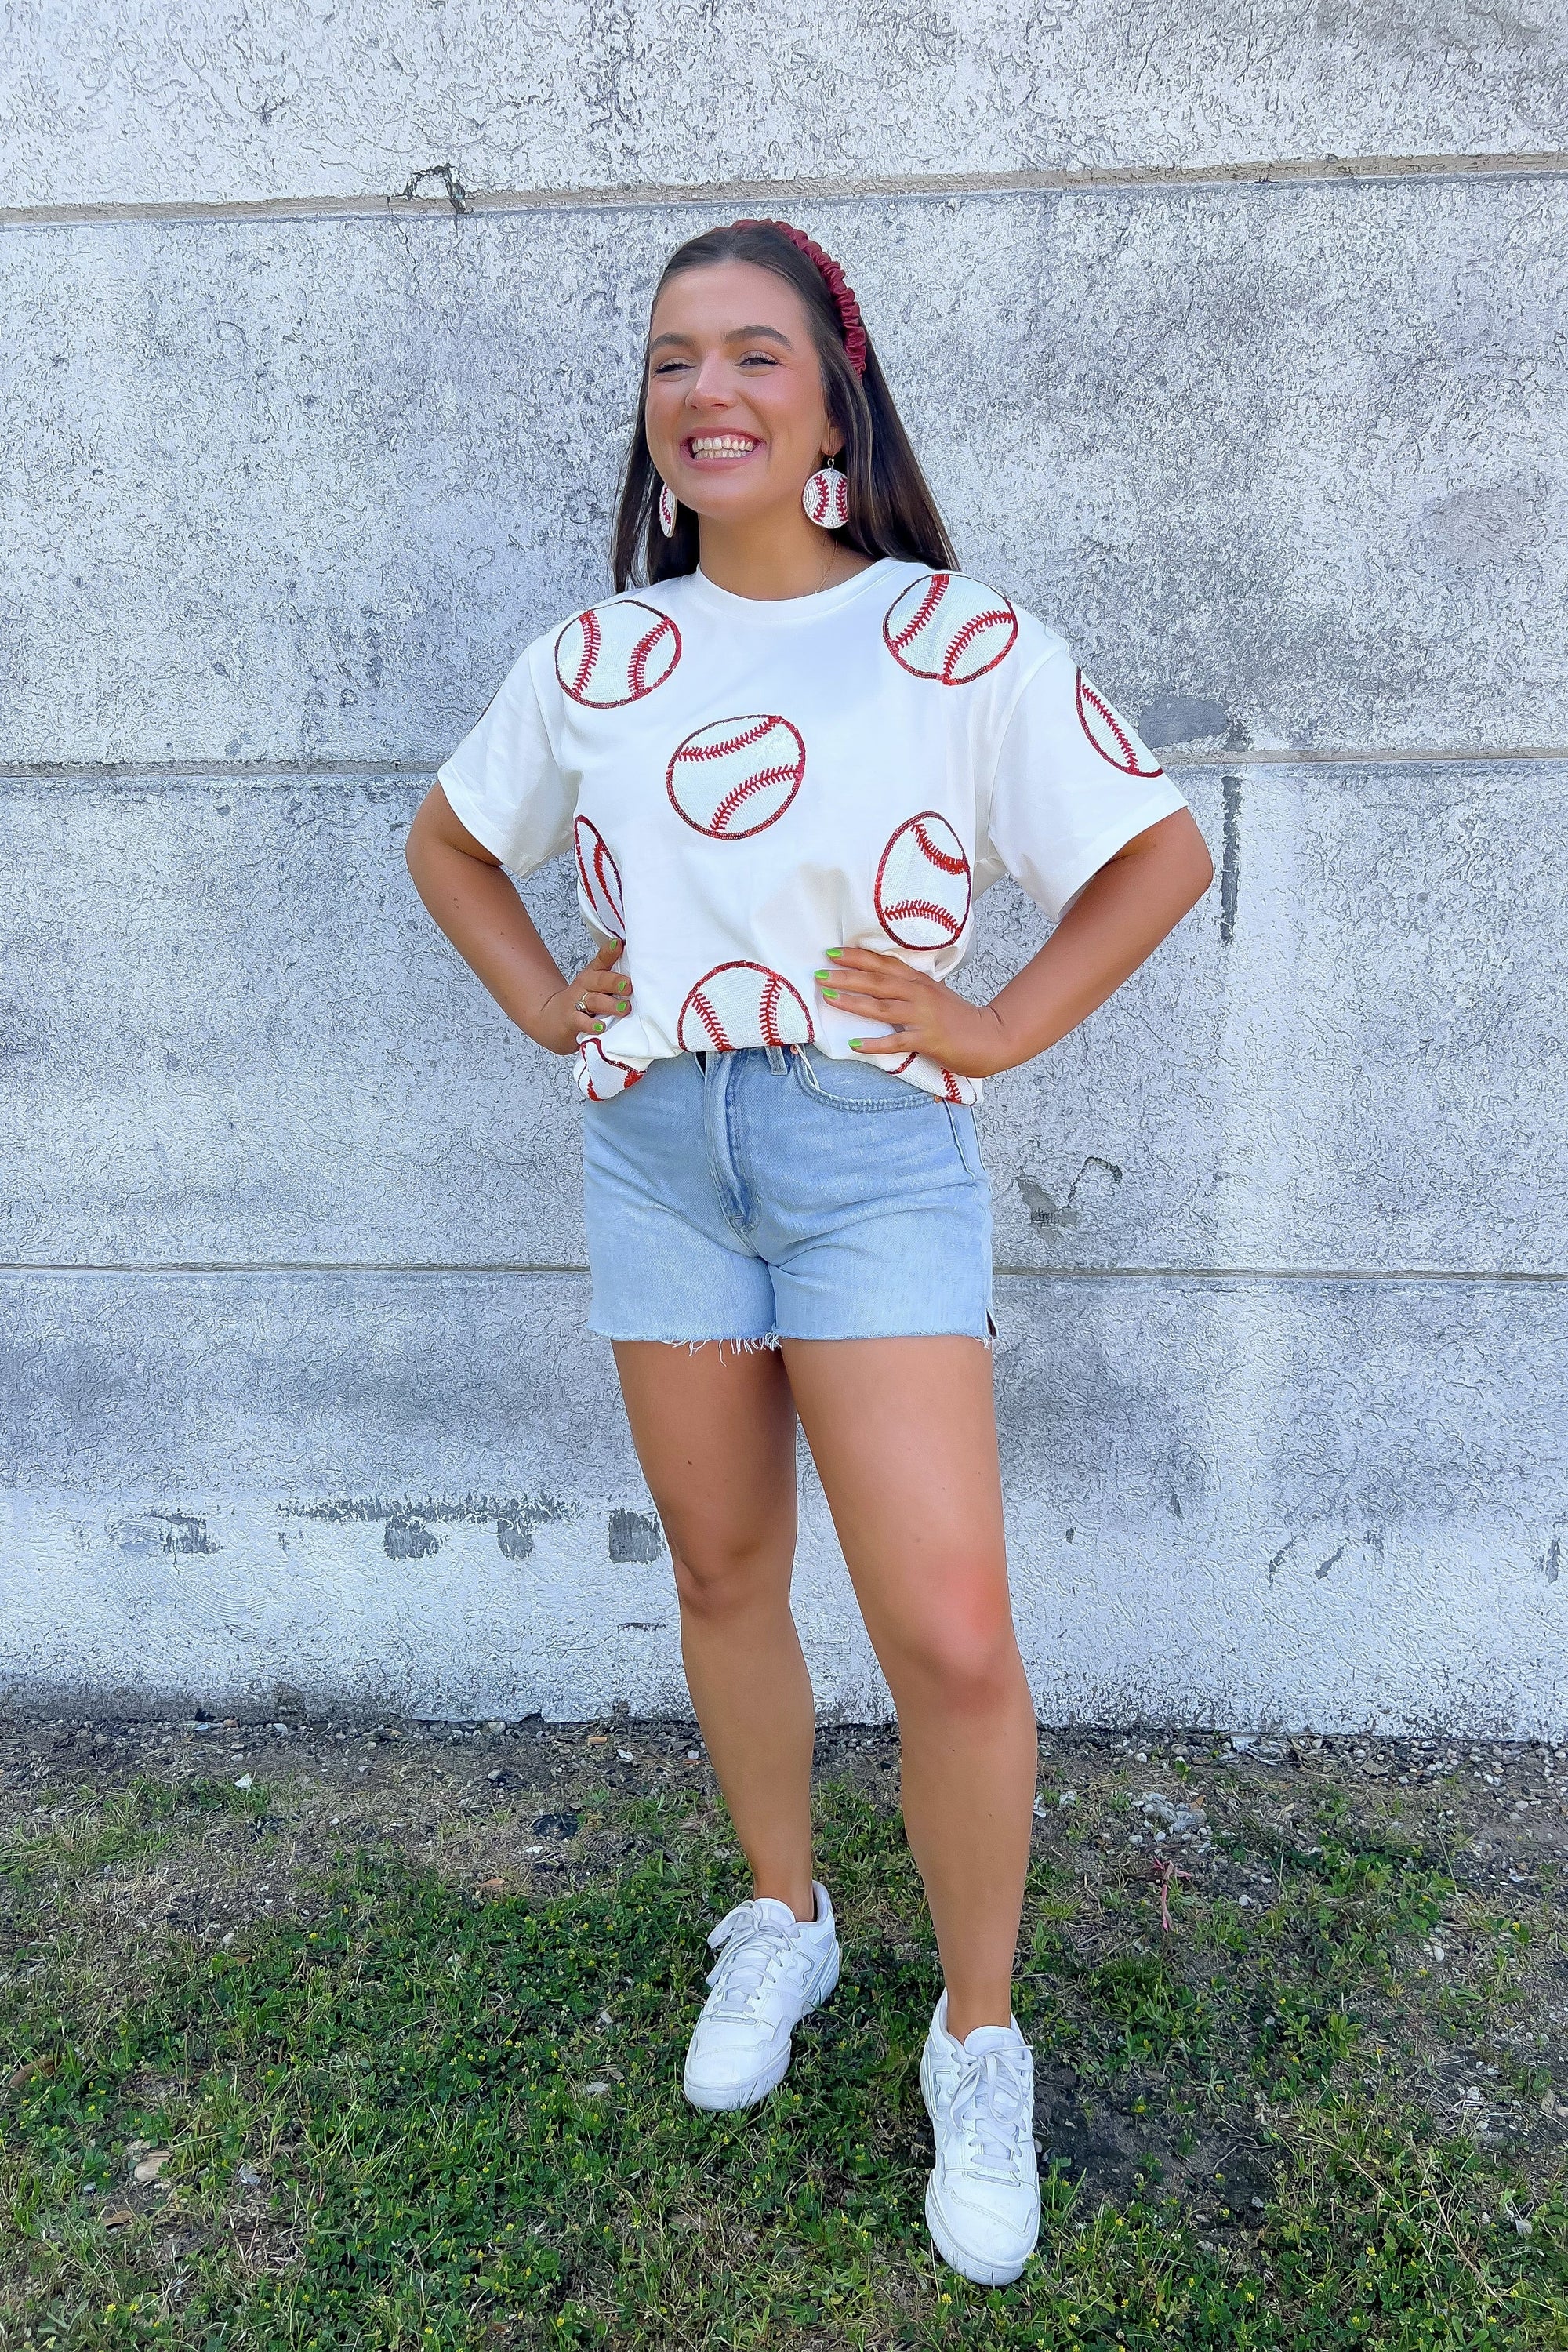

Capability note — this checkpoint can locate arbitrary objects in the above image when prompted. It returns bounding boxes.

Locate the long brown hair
[611,220,957,592]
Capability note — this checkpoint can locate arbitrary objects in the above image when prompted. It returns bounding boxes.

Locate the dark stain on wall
[1138,693,1229,746]
[608,1510,665,1563]
[160,1513,219,1555]
[283,1493,568,1565]
[1018,1157,1123,1232]
[384,1512,441,1559]
[1220,774,1243,945]
[1268,1534,1302,1585]
[112,1512,220,1557]
[496,1510,535,1562]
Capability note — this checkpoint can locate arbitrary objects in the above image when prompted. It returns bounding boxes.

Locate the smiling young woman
[405,218,1213,2286]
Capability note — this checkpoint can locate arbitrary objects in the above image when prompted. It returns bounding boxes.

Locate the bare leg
[781,1337,1036,2038]
[612,1340,817,1921]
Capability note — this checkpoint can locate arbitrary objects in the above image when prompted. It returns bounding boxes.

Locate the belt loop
[765,1041,786,1076]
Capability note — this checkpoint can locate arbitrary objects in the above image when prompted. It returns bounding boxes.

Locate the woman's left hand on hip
[815,948,1010,1078]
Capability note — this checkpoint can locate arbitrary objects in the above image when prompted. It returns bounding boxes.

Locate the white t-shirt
[437,556,1188,1104]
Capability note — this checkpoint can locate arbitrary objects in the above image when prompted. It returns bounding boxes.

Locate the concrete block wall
[3,6,1566,1730]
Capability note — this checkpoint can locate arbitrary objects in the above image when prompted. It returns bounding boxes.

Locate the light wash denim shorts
[581,1044,994,1345]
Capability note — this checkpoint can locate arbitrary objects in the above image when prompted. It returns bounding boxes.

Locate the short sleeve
[979,647,1189,921]
[435,644,573,878]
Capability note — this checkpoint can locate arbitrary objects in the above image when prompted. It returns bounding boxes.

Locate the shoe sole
[924,2176,1036,2288]
[683,1947,840,2111]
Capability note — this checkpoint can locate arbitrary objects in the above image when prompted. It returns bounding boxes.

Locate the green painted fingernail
[822,988,840,1000]
[813,969,832,981]
[826,948,844,960]
[849,1038,865,1049]
[593,1021,606,1033]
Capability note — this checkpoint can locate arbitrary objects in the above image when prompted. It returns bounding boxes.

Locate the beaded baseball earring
[658,481,678,537]
[802,457,848,531]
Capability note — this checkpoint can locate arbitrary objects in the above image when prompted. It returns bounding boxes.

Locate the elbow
[404,787,437,890]
[1174,809,1215,912]
[1131,806,1214,918]
[1190,833,1217,908]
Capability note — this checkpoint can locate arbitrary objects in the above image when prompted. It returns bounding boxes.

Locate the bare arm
[404,784,631,1052]
[816,805,1214,1077]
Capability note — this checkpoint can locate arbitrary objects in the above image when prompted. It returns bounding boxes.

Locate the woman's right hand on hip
[539,938,633,1053]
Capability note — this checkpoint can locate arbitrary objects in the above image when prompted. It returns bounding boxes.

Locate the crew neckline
[682,554,900,622]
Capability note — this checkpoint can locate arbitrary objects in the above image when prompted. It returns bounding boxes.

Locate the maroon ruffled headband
[731,217,868,379]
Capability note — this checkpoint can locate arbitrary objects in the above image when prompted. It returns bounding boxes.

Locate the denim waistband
[694,1044,793,1076]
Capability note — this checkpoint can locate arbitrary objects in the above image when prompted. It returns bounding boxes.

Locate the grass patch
[2,1734,1566,2347]
[4,1779,269,1918]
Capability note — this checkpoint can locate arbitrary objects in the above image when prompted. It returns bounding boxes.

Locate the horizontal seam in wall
[999,1266,1568,1283]
[0,761,426,782]
[3,1263,1564,1283]
[0,1262,591,1276]
[5,749,1567,786]
[2,150,1566,230]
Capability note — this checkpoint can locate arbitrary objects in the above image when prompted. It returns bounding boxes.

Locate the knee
[885,1588,1023,1716]
[670,1536,778,1624]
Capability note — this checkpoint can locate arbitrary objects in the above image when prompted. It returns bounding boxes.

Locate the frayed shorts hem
[586,1326,781,1356]
[586,1322,996,1352]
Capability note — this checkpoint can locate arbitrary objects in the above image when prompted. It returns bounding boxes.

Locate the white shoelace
[945,2045,1033,2183]
[703,1901,807,2016]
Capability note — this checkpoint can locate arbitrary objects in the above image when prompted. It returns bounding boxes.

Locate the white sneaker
[920,1991,1040,2285]
[682,1882,840,2111]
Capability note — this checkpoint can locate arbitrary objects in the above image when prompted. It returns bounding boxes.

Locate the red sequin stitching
[881,895,959,931]
[942,607,1015,681]
[911,820,967,875]
[891,572,948,652]
[678,716,776,764]
[627,619,665,698]
[569,607,601,697]
[1076,670,1163,775]
[711,763,798,833]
